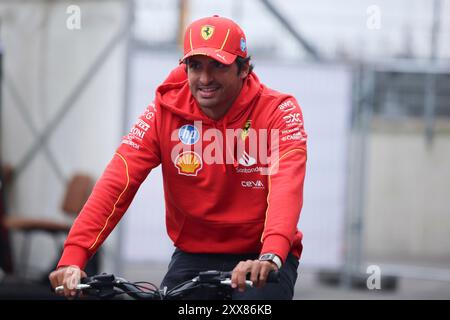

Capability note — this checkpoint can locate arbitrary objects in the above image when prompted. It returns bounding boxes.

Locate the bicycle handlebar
[54,269,280,300]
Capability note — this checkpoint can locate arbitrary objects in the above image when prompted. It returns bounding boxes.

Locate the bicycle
[54,270,280,300]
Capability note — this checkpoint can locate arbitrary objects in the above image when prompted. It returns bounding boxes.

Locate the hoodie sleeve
[260,97,308,263]
[57,103,161,269]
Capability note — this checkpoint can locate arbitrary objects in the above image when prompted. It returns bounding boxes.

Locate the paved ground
[122,262,450,300]
[1,261,449,299]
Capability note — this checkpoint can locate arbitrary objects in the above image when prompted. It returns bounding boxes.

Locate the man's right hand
[49,265,87,298]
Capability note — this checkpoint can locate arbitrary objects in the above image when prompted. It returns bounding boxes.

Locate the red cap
[181,15,247,65]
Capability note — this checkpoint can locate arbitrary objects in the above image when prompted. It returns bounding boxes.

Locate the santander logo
[238,151,257,167]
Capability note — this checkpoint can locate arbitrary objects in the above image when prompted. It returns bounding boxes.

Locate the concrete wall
[364,126,450,266]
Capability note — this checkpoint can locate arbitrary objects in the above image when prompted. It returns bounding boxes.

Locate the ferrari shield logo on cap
[201,25,215,40]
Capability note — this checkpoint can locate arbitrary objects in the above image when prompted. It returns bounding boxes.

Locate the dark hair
[235,56,254,76]
[183,56,254,76]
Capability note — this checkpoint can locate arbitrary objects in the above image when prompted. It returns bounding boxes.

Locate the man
[49,15,307,300]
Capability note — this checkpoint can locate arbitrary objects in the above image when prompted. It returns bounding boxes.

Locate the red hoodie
[58,66,307,269]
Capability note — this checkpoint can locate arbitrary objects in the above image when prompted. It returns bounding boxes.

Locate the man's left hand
[231,259,278,292]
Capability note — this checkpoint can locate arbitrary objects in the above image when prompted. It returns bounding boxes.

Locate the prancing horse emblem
[201,25,215,40]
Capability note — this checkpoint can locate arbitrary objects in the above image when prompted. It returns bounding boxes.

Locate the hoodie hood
[155,66,264,172]
[155,66,263,125]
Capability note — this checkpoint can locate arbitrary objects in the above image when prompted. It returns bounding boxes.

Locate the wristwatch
[259,253,282,269]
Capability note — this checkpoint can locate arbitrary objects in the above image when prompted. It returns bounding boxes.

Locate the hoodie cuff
[260,234,291,264]
[57,245,91,270]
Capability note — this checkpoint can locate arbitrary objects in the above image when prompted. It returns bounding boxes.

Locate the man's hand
[49,265,87,298]
[231,259,278,292]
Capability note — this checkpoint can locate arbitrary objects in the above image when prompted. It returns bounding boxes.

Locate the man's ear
[239,62,250,79]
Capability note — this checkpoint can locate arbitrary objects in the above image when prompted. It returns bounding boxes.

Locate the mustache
[197,84,221,89]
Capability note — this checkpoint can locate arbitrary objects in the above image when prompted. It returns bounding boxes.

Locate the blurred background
[0,0,449,299]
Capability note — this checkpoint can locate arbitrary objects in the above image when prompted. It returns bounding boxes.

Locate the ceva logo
[241,180,264,189]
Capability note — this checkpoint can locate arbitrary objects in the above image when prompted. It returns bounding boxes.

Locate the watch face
[259,253,274,260]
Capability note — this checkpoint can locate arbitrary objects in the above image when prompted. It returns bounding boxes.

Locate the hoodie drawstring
[222,120,239,173]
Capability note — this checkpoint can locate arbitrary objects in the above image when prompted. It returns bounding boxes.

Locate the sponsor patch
[122,136,140,150]
[143,103,156,121]
[174,151,203,176]
[238,151,256,167]
[136,119,150,132]
[281,132,305,142]
[130,127,145,140]
[240,38,246,52]
[278,100,296,113]
[281,127,300,135]
[201,25,214,40]
[236,166,266,174]
[283,113,301,124]
[241,180,265,189]
[240,120,252,141]
[216,53,227,62]
[178,124,200,145]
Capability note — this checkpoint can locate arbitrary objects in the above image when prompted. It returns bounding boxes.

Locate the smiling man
[49,15,308,300]
[186,55,246,120]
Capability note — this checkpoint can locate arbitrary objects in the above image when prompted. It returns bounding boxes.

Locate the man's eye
[214,61,226,68]
[189,63,200,70]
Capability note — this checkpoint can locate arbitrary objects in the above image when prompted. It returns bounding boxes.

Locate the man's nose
[199,69,213,85]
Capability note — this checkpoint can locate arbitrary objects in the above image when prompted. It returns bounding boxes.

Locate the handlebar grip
[266,270,280,283]
[54,284,90,293]
[222,270,280,283]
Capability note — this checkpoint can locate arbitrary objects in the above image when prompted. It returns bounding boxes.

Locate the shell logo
[174,151,203,176]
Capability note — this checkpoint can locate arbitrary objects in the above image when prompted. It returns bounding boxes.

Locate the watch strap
[259,253,282,269]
